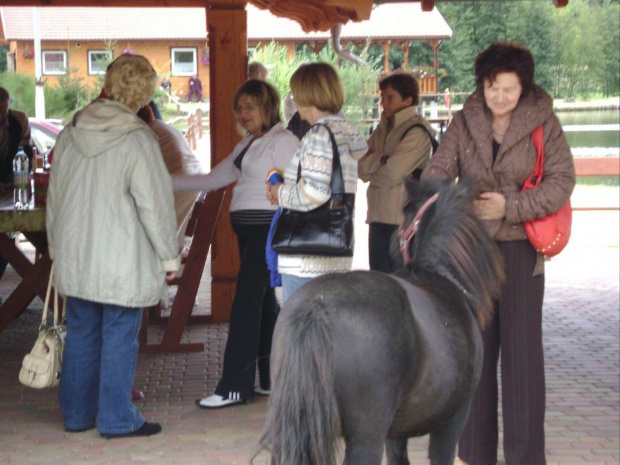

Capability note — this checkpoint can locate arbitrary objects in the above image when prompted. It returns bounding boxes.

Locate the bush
[0,71,98,123]
[0,72,36,115]
[249,41,381,135]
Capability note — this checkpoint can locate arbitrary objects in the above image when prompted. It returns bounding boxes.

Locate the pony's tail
[254,303,340,465]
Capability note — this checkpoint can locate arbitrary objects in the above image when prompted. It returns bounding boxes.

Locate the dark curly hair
[474,42,535,95]
[379,72,420,106]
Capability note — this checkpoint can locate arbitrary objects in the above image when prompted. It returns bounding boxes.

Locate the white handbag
[19,266,66,389]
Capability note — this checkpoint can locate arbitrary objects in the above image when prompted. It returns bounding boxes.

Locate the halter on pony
[398,193,439,267]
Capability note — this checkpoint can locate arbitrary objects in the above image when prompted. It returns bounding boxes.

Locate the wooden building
[0,3,451,99]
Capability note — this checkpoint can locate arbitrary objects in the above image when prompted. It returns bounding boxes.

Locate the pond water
[558,109,619,158]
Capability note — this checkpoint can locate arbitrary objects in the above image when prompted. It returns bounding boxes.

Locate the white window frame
[171,47,197,76]
[42,50,67,75]
[88,50,112,75]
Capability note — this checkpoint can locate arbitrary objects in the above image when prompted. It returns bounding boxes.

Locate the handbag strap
[41,265,65,328]
[295,122,345,195]
[529,125,545,187]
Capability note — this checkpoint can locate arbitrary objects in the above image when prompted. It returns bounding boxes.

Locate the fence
[185,109,204,151]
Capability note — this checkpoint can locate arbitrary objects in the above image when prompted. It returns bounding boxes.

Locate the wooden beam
[421,0,435,11]
[0,0,214,5]
[207,1,247,323]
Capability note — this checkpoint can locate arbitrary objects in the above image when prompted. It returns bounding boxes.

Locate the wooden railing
[185,109,204,151]
[572,157,619,211]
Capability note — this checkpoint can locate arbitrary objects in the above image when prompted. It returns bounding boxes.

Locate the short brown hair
[290,63,344,114]
[379,73,420,106]
[233,79,282,131]
[474,42,535,95]
[248,61,268,80]
[104,54,157,112]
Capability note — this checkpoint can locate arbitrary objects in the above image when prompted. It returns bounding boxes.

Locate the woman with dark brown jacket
[422,42,575,465]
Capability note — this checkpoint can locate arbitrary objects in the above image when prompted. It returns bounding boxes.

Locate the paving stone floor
[0,169,618,464]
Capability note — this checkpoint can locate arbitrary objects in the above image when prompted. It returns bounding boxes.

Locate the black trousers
[368,222,399,273]
[458,240,546,465]
[214,222,279,401]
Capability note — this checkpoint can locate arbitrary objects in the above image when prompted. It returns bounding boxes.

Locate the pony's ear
[456,177,475,199]
[403,177,445,203]
[403,177,423,202]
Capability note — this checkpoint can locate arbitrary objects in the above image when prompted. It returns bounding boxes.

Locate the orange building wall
[11,40,210,99]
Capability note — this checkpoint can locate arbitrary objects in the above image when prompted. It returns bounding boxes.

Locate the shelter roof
[0,3,451,42]
[248,3,452,41]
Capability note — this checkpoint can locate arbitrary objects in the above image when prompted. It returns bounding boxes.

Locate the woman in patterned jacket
[266,62,368,300]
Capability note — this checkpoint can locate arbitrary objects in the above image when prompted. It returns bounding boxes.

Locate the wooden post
[207,1,247,323]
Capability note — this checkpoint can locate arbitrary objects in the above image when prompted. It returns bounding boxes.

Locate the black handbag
[271,123,355,257]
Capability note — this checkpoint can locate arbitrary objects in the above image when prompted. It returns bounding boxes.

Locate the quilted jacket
[47,99,180,307]
[422,85,575,273]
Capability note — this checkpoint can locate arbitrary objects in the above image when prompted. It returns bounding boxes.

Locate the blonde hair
[289,62,344,114]
[104,54,157,112]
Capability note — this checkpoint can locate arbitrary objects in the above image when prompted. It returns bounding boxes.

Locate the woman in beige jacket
[422,42,575,465]
[358,72,435,273]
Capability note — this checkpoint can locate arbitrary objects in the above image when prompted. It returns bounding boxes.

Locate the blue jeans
[59,297,145,434]
[281,274,312,302]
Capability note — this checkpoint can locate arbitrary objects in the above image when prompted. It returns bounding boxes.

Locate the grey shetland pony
[255,178,505,465]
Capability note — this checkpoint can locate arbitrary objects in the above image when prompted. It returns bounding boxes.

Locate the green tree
[593,0,620,96]
[436,2,512,95]
[551,0,604,97]
[506,1,555,93]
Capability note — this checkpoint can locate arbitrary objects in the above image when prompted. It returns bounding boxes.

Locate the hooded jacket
[277,114,368,278]
[422,85,575,274]
[46,99,180,307]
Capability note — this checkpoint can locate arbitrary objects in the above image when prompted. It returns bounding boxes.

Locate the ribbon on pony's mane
[398,193,439,267]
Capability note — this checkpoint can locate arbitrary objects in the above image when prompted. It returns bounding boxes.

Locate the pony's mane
[395,178,505,328]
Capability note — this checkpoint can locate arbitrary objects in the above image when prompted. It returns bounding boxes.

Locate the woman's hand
[266,182,281,206]
[474,192,506,220]
[165,271,176,283]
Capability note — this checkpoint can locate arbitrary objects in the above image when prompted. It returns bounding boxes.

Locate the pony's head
[390,178,505,328]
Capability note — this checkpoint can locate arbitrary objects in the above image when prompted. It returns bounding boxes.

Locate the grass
[576,176,619,187]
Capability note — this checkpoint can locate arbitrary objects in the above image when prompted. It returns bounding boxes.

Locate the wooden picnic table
[0,191,52,334]
[0,187,226,352]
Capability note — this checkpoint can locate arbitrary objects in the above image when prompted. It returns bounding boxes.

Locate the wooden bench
[139,189,225,353]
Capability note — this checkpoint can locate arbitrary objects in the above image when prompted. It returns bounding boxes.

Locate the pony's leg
[428,401,472,465]
[342,438,385,465]
[386,438,410,465]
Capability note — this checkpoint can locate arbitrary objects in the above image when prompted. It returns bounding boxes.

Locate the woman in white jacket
[47,55,180,438]
[173,79,299,408]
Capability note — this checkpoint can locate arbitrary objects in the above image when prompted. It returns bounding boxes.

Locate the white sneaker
[454,459,472,465]
[195,394,245,409]
[254,387,270,396]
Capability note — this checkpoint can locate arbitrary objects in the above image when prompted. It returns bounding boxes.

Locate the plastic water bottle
[13,146,30,209]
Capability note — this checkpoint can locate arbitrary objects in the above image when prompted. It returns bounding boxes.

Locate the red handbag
[522,125,572,257]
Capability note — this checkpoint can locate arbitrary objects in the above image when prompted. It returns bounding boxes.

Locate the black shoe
[101,421,161,439]
[65,426,95,433]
